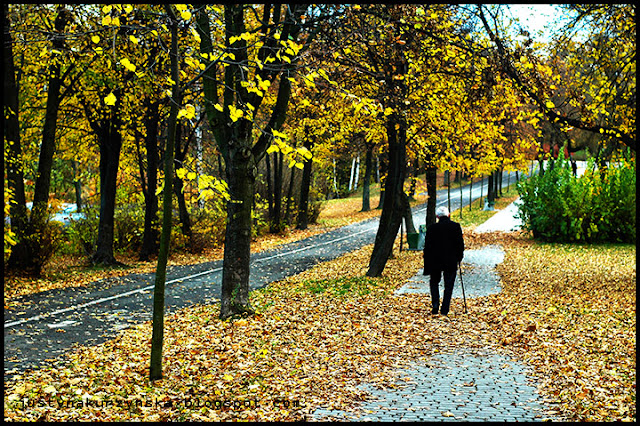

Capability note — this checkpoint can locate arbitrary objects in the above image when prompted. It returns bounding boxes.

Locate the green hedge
[517,152,636,243]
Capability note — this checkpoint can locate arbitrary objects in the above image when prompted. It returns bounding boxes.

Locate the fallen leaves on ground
[3,231,635,422]
[490,235,636,421]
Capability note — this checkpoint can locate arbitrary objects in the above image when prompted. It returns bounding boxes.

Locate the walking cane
[458,262,468,314]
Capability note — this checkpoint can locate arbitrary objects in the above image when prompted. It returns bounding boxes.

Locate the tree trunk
[468,176,473,212]
[348,157,356,192]
[447,169,451,213]
[197,3,304,319]
[361,145,373,212]
[4,3,28,256]
[150,5,179,381]
[270,151,284,233]
[367,112,406,277]
[284,165,295,226]
[7,6,71,275]
[265,152,274,222]
[140,100,160,261]
[296,135,313,230]
[402,192,416,234]
[376,153,388,210]
[174,176,192,238]
[173,124,192,239]
[220,148,256,320]
[486,171,495,209]
[425,165,437,226]
[71,160,83,212]
[92,118,124,266]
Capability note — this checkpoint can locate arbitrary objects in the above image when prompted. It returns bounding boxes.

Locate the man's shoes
[431,309,439,315]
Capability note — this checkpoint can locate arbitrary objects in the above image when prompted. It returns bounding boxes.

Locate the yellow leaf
[214,103,224,112]
[91,35,100,44]
[297,147,312,159]
[181,10,192,20]
[102,16,112,26]
[545,101,555,109]
[102,5,112,13]
[43,385,57,394]
[267,145,279,154]
[272,129,287,139]
[129,35,139,44]
[104,92,117,106]
[120,58,136,72]
[223,374,233,381]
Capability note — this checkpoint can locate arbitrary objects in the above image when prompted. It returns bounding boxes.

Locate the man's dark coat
[423,216,464,275]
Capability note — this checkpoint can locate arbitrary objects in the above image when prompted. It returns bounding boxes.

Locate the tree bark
[140,100,160,261]
[361,145,373,212]
[402,192,416,234]
[296,134,313,230]
[92,117,124,266]
[284,164,295,226]
[486,171,496,208]
[425,165,437,226]
[4,3,28,253]
[173,124,192,239]
[220,147,256,319]
[367,111,407,277]
[150,5,179,381]
[197,4,304,319]
[270,151,284,233]
[7,6,71,275]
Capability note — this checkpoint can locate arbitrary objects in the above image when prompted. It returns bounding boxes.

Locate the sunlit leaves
[119,57,136,73]
[176,104,195,120]
[103,92,117,106]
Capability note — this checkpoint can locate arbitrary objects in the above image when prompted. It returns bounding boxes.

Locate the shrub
[59,204,99,256]
[517,151,636,243]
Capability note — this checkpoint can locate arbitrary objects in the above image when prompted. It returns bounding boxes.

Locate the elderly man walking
[423,206,465,315]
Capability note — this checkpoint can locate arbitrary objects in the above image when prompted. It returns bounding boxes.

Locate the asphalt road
[4,172,520,380]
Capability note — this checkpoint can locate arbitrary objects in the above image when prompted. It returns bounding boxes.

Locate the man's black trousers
[429,269,457,315]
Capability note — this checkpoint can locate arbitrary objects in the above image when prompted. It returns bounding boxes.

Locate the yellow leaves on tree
[103,92,117,106]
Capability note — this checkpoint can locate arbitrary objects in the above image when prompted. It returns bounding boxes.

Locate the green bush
[62,204,99,256]
[114,203,145,253]
[517,151,636,243]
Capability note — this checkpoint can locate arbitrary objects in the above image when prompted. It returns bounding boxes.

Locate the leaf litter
[3,230,635,422]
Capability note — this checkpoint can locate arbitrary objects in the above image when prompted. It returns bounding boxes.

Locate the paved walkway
[311,201,562,422]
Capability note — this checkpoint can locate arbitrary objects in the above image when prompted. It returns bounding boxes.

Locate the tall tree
[197,4,314,319]
[3,4,28,255]
[149,4,180,382]
[6,5,76,275]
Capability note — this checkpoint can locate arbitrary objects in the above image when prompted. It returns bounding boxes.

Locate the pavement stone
[310,348,559,422]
